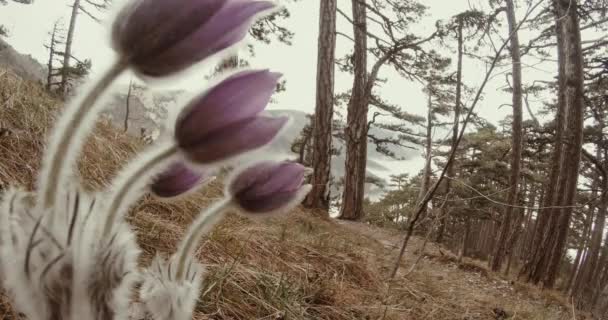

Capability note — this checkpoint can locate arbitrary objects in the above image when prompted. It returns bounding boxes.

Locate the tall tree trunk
[521,0,568,283]
[61,0,81,96]
[305,0,337,213]
[541,0,585,288]
[593,229,608,309]
[570,162,600,295]
[124,79,133,132]
[417,89,433,212]
[566,209,592,293]
[505,183,528,276]
[519,185,538,261]
[436,19,463,242]
[491,0,524,272]
[339,0,368,220]
[46,21,59,91]
[574,180,607,307]
[458,218,471,263]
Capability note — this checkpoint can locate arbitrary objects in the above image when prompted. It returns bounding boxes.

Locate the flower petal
[150,162,207,198]
[113,0,226,63]
[175,69,281,144]
[144,0,276,75]
[238,162,305,199]
[180,116,288,164]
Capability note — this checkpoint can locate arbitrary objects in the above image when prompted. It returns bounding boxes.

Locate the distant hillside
[0,38,46,83]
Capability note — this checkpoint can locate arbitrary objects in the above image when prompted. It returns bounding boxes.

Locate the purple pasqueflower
[151,162,211,198]
[228,161,312,215]
[175,69,287,164]
[112,0,275,77]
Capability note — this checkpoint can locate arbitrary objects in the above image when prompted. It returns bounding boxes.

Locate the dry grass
[0,69,588,319]
[0,69,394,319]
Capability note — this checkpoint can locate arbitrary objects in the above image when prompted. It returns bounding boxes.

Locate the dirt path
[336,220,576,320]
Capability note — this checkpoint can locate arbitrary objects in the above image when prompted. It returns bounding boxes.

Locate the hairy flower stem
[175,199,231,280]
[102,144,178,236]
[40,59,128,212]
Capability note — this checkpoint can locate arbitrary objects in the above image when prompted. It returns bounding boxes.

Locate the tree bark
[124,79,133,133]
[521,1,568,284]
[519,185,538,262]
[541,0,585,288]
[417,89,434,212]
[567,209,591,292]
[60,0,81,96]
[305,0,337,213]
[574,183,607,307]
[458,218,471,263]
[339,0,368,220]
[46,22,59,91]
[436,18,463,243]
[491,0,524,272]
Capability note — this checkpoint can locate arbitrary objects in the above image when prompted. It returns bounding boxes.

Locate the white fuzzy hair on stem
[0,184,141,319]
[100,140,179,237]
[37,59,127,213]
[140,255,204,320]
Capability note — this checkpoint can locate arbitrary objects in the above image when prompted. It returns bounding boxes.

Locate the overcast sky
[0,0,559,178]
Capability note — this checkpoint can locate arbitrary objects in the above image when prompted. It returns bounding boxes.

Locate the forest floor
[337,220,578,319]
[0,68,586,319]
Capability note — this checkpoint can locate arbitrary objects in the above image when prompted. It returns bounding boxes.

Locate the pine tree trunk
[519,186,537,261]
[458,218,471,263]
[505,183,528,276]
[339,0,368,220]
[542,0,585,288]
[417,90,433,212]
[594,210,608,306]
[567,211,592,293]
[574,180,607,307]
[61,0,81,96]
[306,0,337,213]
[521,1,568,283]
[436,19,463,242]
[491,0,524,272]
[46,22,58,91]
[124,79,133,132]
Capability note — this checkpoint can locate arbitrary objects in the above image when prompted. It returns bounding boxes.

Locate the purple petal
[176,70,281,144]
[112,0,226,64]
[239,162,305,198]
[228,160,275,192]
[180,116,288,164]
[144,0,275,75]
[236,189,300,213]
[228,160,308,214]
[150,162,206,198]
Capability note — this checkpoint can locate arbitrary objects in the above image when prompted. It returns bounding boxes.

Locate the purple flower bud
[151,162,210,198]
[175,70,287,164]
[228,161,312,214]
[112,0,275,77]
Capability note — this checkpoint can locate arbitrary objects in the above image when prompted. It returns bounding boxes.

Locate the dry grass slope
[0,69,583,319]
[0,69,392,320]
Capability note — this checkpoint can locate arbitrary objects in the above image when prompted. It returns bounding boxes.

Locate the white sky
[0,0,562,179]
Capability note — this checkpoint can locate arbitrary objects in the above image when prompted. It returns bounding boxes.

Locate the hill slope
[0,68,578,320]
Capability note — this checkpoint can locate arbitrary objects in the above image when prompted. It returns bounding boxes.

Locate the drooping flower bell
[228,161,312,215]
[150,161,213,198]
[175,69,288,164]
[112,0,276,77]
